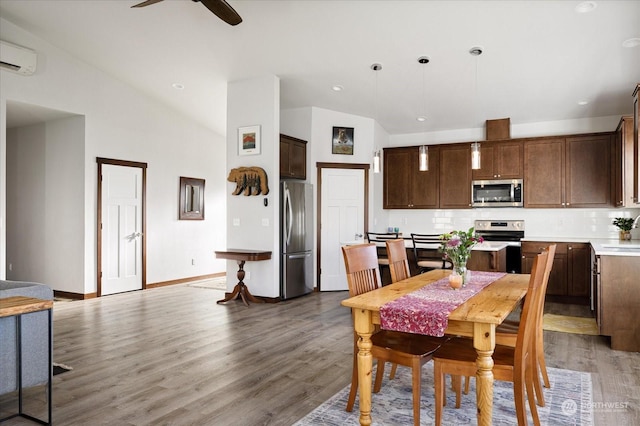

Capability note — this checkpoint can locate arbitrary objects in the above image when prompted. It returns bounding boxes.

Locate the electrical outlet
[262,218,269,226]
[8,263,12,271]
[245,271,251,281]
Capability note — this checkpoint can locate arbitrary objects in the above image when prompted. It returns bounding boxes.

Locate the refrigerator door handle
[288,253,311,259]
[285,188,293,246]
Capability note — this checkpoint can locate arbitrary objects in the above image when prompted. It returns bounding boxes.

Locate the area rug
[543,314,599,335]
[294,365,592,425]
[53,362,72,376]
[187,277,226,290]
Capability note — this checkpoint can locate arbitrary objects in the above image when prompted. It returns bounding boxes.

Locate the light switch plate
[233,218,240,226]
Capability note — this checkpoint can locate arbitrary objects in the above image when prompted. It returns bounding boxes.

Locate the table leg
[216,260,264,307]
[474,323,496,426]
[353,309,374,426]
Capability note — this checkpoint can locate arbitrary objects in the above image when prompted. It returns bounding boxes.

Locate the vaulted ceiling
[1,0,639,137]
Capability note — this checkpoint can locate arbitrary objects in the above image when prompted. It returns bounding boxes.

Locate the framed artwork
[332,126,354,155]
[238,125,261,156]
[179,176,205,220]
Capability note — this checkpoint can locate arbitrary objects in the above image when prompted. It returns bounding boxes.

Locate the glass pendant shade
[419,145,429,171]
[471,142,481,170]
[373,150,381,173]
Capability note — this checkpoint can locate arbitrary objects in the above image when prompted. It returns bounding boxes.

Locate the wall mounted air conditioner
[0,40,37,76]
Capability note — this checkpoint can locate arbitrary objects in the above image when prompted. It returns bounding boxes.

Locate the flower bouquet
[440,227,484,287]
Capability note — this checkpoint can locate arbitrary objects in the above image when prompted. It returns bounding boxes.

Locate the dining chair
[410,233,452,273]
[342,243,447,426]
[457,244,557,407]
[365,232,399,283]
[386,238,411,283]
[433,249,550,426]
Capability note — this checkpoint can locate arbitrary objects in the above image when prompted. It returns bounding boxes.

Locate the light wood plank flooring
[1,284,638,425]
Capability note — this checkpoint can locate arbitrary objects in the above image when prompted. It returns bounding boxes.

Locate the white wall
[1,18,227,293]
[6,116,85,293]
[226,75,280,297]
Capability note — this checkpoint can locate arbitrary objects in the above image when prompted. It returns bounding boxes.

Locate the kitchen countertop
[523,237,640,257]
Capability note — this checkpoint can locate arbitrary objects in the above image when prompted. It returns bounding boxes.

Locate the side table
[0,296,53,425]
[215,249,272,307]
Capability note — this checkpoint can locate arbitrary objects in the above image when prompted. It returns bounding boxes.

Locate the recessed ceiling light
[622,38,640,48]
[575,1,597,13]
[172,83,184,90]
[578,100,589,106]
[417,116,427,122]
[332,85,344,92]
[469,46,483,56]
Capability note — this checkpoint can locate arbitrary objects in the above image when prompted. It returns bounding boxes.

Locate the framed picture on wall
[238,125,261,156]
[332,126,354,155]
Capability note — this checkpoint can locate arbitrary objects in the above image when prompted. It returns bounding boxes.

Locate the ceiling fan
[131,0,242,26]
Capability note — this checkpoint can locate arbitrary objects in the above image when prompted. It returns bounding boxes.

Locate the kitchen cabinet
[383,146,439,209]
[467,248,506,272]
[280,134,307,179]
[472,140,523,180]
[439,144,472,209]
[613,116,636,207]
[524,134,613,208]
[633,84,639,203]
[521,241,590,304]
[595,254,640,351]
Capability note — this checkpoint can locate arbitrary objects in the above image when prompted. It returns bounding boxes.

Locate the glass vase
[450,258,470,287]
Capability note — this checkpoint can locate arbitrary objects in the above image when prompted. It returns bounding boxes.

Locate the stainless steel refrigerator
[280,181,314,299]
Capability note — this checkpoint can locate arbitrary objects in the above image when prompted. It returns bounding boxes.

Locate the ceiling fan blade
[131,0,164,8]
[198,0,242,26]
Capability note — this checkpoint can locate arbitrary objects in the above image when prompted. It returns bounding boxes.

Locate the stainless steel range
[474,220,524,273]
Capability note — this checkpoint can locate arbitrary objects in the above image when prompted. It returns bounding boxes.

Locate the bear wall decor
[227,166,269,196]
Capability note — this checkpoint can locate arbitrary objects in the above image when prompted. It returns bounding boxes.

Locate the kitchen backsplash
[382,208,640,240]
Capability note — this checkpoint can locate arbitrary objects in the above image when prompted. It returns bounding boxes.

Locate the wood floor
[1,284,638,425]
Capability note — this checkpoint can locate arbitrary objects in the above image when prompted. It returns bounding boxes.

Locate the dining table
[340,268,530,426]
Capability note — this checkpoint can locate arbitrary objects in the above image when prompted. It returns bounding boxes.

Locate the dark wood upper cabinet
[383,146,439,209]
[524,134,612,208]
[439,144,471,209]
[280,134,307,180]
[633,84,639,203]
[472,140,523,180]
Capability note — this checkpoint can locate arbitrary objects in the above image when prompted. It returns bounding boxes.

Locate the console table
[215,249,272,307]
[0,296,53,425]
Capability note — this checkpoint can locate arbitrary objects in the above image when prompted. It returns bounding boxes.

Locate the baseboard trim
[54,290,97,300]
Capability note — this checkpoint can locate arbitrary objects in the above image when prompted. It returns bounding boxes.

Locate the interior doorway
[316,163,369,291]
[97,158,147,296]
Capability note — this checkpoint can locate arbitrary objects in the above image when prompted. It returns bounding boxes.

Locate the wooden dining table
[340,269,530,426]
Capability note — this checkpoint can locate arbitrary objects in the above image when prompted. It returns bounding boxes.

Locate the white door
[101,164,143,295]
[320,168,365,291]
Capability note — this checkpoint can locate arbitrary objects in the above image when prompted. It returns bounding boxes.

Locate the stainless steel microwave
[471,179,523,207]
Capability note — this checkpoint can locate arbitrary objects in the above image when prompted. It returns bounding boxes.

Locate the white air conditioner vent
[0,40,37,76]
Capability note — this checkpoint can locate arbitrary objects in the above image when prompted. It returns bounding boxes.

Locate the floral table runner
[380,271,507,337]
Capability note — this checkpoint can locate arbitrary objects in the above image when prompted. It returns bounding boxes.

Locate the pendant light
[418,56,430,171]
[372,63,382,173]
[470,46,483,170]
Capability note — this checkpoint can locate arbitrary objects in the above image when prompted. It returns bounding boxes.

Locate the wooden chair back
[410,233,451,271]
[386,239,410,283]
[341,243,383,297]
[365,232,399,264]
[514,250,549,375]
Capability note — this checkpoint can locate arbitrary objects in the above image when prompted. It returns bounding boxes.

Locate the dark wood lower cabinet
[521,241,590,305]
